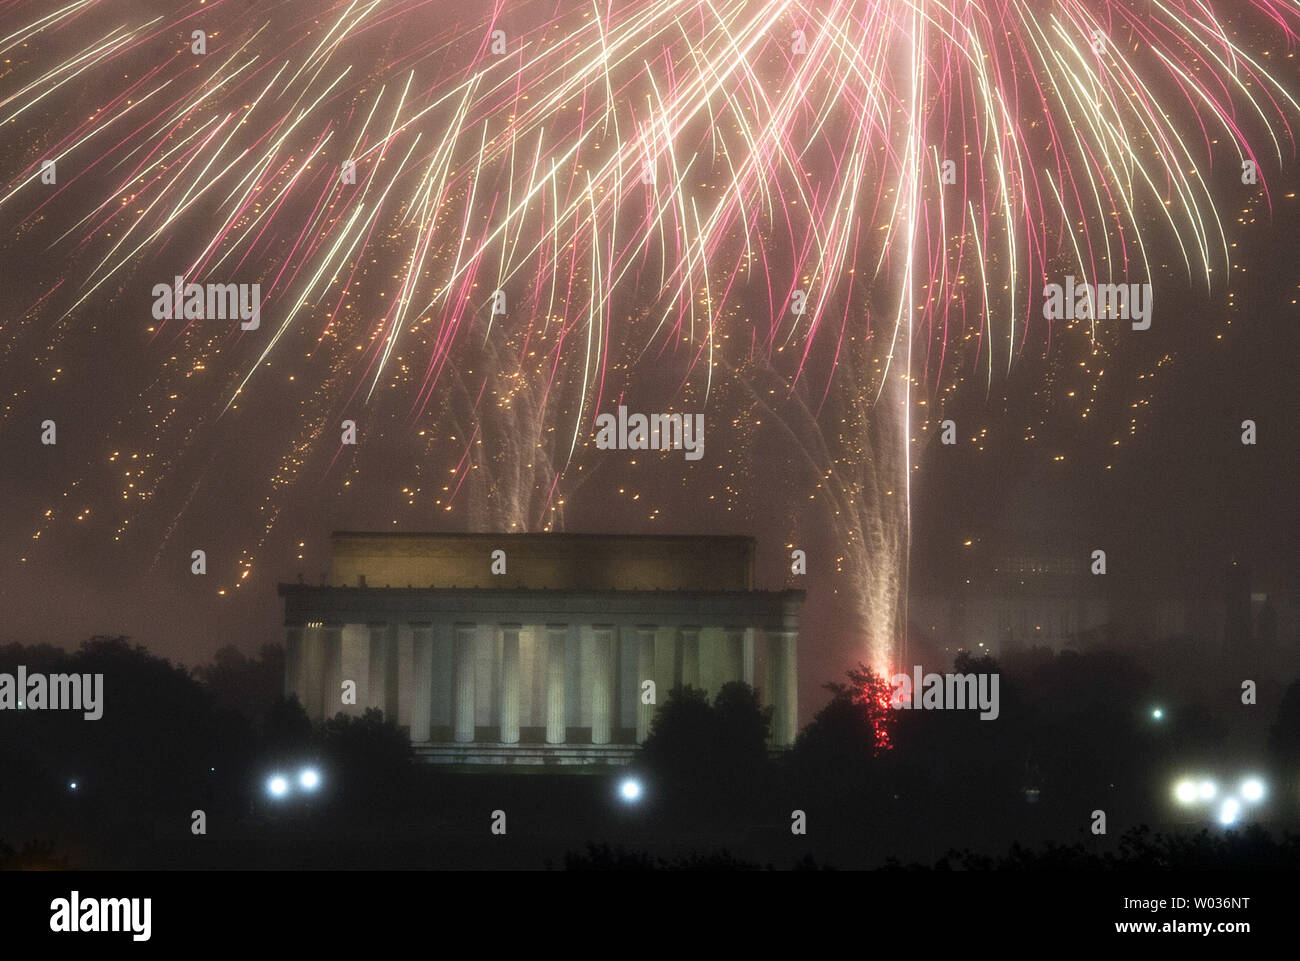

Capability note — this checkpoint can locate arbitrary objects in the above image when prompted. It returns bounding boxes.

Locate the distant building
[279,532,803,765]
[912,460,1297,662]
[912,551,1111,658]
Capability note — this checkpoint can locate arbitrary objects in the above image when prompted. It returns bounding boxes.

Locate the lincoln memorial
[279,532,803,765]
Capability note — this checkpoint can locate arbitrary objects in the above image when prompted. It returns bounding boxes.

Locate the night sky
[0,0,1297,725]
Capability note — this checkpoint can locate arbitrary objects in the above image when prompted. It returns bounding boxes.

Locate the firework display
[0,1,1298,919]
[3,2,1294,673]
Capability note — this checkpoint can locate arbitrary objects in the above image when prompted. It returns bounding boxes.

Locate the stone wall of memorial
[327,532,755,592]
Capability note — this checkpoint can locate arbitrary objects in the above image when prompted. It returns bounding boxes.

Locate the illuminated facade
[279,532,802,765]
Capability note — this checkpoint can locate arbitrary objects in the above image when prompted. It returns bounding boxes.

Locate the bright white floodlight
[267,775,290,798]
[1197,780,1217,801]
[1173,780,1199,806]
[619,777,643,802]
[1241,778,1265,803]
[299,768,320,791]
[1219,798,1240,826]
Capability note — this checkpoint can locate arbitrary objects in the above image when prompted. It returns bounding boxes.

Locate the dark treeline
[0,637,408,867]
[621,650,1300,867]
[3,637,1300,868]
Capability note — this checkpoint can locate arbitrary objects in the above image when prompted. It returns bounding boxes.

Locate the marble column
[453,623,477,743]
[340,623,369,718]
[655,626,676,701]
[396,624,415,729]
[724,627,745,685]
[591,624,614,745]
[366,623,391,716]
[698,626,722,695]
[410,624,433,743]
[680,625,701,689]
[301,625,325,719]
[499,623,521,744]
[768,630,798,746]
[636,625,657,744]
[545,624,567,744]
[322,625,343,719]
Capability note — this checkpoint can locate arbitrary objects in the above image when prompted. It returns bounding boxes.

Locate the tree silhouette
[193,644,284,726]
[0,636,254,854]
[262,694,313,763]
[794,662,896,769]
[638,683,772,813]
[316,707,414,810]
